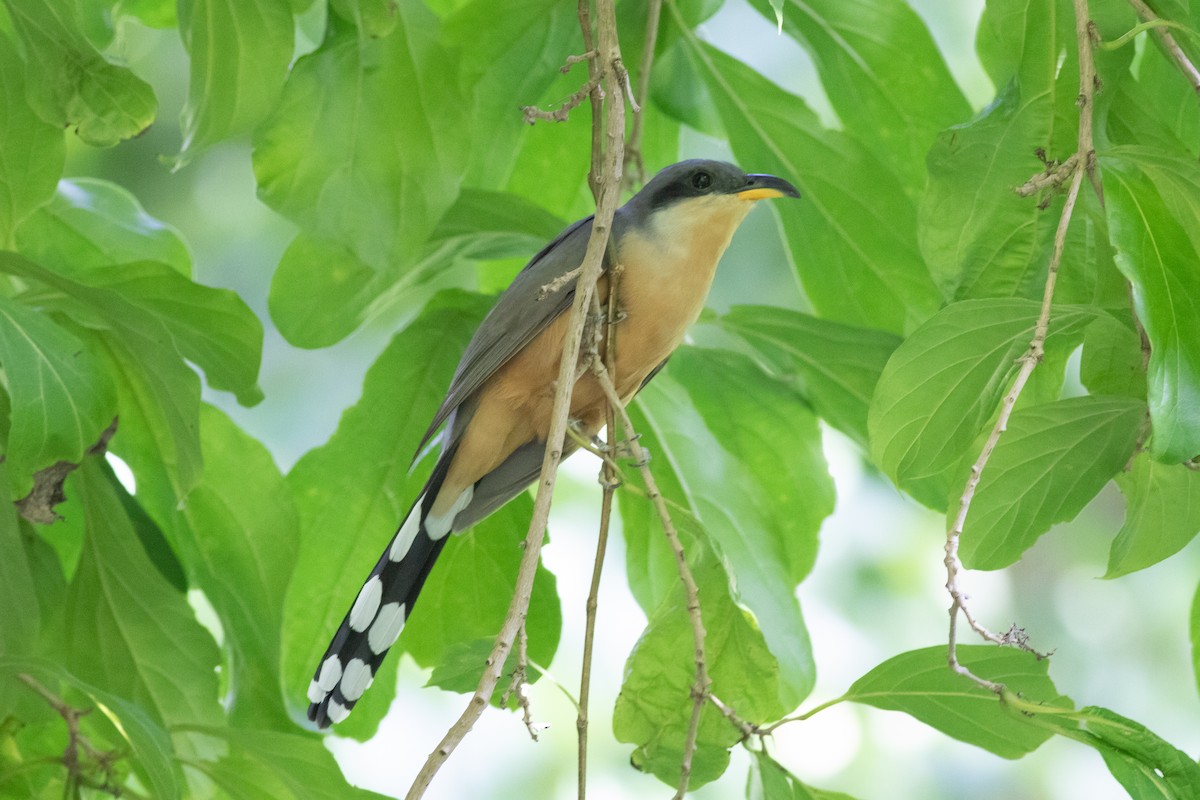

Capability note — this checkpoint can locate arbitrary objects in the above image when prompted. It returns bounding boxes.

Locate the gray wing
[415,214,599,457]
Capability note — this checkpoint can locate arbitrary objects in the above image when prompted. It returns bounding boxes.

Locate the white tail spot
[339,658,374,702]
[348,576,382,632]
[317,655,342,691]
[390,502,424,562]
[424,485,474,540]
[327,700,350,724]
[368,602,407,654]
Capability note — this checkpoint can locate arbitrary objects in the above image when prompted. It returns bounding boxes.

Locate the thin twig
[588,359,709,800]
[403,0,627,795]
[625,0,663,188]
[943,0,1099,690]
[708,694,757,742]
[578,0,605,200]
[539,266,583,300]
[522,76,603,125]
[1127,0,1200,94]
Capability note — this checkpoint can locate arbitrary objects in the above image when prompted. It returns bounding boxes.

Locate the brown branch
[1127,0,1200,94]
[403,0,628,795]
[588,359,709,800]
[624,0,663,188]
[578,0,606,200]
[943,0,1099,690]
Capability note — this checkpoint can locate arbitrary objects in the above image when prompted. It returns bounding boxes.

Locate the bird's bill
[737,173,801,201]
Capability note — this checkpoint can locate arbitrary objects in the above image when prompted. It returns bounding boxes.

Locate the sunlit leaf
[169,405,300,729]
[178,726,390,799]
[748,750,859,800]
[960,396,1144,570]
[0,469,40,654]
[845,645,1071,758]
[1103,148,1200,462]
[5,0,156,146]
[869,299,1094,509]
[748,0,969,192]
[625,347,832,709]
[716,305,901,447]
[0,295,117,498]
[0,33,64,247]
[177,0,293,159]
[1106,455,1200,578]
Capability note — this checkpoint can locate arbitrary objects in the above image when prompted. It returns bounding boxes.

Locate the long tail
[306,452,473,728]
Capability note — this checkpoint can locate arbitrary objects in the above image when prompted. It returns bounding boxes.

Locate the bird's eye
[692,171,712,190]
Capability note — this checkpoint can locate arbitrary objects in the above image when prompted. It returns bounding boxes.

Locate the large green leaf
[920,0,1079,302]
[16,179,191,276]
[1106,455,1200,578]
[0,32,64,247]
[747,0,969,193]
[1191,583,1200,697]
[169,405,299,729]
[253,2,468,343]
[281,292,489,739]
[178,726,389,799]
[960,396,1145,570]
[844,645,1071,759]
[0,469,39,655]
[1102,149,1200,462]
[868,299,1094,509]
[674,30,941,334]
[0,254,262,406]
[624,347,833,709]
[401,494,561,687]
[1080,313,1147,399]
[0,295,117,498]
[715,305,901,447]
[1030,704,1200,799]
[748,750,859,800]
[60,460,223,731]
[176,0,293,159]
[3,0,156,146]
[614,554,784,790]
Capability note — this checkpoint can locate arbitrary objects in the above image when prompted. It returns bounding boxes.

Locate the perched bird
[307,159,799,727]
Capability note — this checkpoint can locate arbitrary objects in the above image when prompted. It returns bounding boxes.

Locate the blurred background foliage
[1,0,1200,798]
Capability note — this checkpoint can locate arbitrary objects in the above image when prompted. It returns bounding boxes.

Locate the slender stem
[1126,0,1200,94]
[943,0,1098,689]
[403,0,627,793]
[625,0,663,187]
[588,360,709,800]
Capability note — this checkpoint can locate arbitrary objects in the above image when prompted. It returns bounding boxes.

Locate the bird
[306,159,800,727]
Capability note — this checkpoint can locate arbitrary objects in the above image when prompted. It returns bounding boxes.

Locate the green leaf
[868,299,1094,509]
[748,750,859,800]
[281,292,490,739]
[177,0,293,159]
[169,405,300,729]
[0,33,64,248]
[16,178,191,276]
[716,305,901,447]
[253,2,468,335]
[0,254,263,406]
[4,0,157,146]
[0,294,117,498]
[1102,148,1200,462]
[614,554,784,790]
[1080,313,1147,398]
[748,0,969,193]
[0,468,40,655]
[177,726,389,800]
[624,348,833,709]
[1106,455,1200,578]
[402,494,561,688]
[960,396,1145,570]
[844,645,1071,759]
[0,656,181,800]
[268,189,566,348]
[114,0,177,28]
[676,33,941,334]
[1030,704,1200,799]
[60,460,223,730]
[331,0,398,37]
[1191,583,1200,697]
